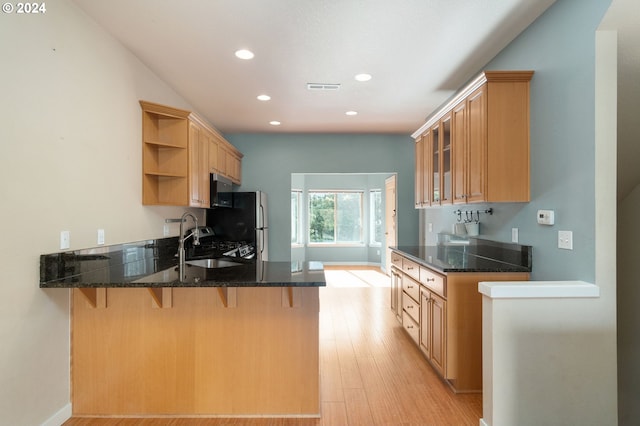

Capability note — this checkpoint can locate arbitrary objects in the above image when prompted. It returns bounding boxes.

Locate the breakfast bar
[40,238,325,418]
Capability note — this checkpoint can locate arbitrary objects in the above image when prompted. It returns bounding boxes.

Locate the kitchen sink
[185,258,242,269]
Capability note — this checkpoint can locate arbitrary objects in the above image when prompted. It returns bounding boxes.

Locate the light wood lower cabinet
[421,288,446,377]
[392,250,529,392]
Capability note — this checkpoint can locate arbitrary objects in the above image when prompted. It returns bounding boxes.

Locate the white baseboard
[479,418,490,426]
[41,403,71,426]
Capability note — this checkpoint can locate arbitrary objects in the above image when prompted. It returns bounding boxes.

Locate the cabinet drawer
[402,258,420,282]
[402,276,421,303]
[391,252,403,269]
[420,267,446,297]
[402,310,420,345]
[402,290,419,323]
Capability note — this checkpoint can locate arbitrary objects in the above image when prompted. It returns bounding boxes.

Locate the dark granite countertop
[391,237,531,274]
[40,237,326,288]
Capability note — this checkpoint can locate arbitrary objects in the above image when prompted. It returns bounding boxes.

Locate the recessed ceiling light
[354,73,372,82]
[269,121,281,126]
[235,49,254,60]
[257,94,271,101]
[345,111,358,116]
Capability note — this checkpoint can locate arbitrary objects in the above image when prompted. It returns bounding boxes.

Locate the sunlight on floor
[324,268,390,288]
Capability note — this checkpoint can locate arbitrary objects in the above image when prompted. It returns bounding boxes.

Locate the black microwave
[210,174,232,208]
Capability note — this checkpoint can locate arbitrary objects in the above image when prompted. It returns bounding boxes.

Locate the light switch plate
[558,230,573,250]
[512,228,519,243]
[97,229,105,245]
[60,231,70,250]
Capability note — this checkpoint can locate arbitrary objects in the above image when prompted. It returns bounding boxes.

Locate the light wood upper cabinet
[140,102,191,206]
[414,130,433,207]
[466,86,487,203]
[413,70,533,207]
[188,121,210,208]
[452,101,467,203]
[415,136,424,208]
[140,100,242,206]
[440,113,452,205]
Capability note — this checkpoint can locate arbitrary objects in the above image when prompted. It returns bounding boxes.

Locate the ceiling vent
[307,83,341,91]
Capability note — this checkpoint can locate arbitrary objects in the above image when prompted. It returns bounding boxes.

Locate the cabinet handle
[426,278,435,282]
[406,325,414,329]
[407,266,414,270]
[407,305,414,309]
[407,285,414,289]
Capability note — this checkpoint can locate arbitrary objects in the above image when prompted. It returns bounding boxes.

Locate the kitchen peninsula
[40,238,325,417]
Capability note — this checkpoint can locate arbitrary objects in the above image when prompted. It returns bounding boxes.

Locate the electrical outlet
[428,223,433,232]
[558,230,573,250]
[60,231,70,249]
[512,228,519,243]
[163,224,170,237]
[97,229,105,245]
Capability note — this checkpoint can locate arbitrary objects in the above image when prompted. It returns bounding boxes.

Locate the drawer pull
[406,325,414,329]
[407,305,414,309]
[407,285,414,289]
[407,266,414,270]
[425,278,435,282]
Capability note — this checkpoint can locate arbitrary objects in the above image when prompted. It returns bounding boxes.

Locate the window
[370,190,382,246]
[308,191,363,244]
[291,190,302,245]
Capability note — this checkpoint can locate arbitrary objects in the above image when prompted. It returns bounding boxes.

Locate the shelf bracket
[217,287,237,308]
[282,287,301,308]
[148,288,172,309]
[79,288,107,308]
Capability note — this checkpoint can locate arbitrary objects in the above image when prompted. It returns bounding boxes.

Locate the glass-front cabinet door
[431,123,440,204]
[440,113,452,204]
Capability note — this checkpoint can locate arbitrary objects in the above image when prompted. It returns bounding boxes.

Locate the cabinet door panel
[420,290,431,358]
[431,124,441,204]
[188,123,201,207]
[440,114,452,204]
[430,293,446,375]
[467,87,486,203]
[422,130,432,206]
[415,137,424,207]
[452,102,467,203]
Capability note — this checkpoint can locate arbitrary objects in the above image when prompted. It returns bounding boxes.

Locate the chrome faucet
[178,212,200,280]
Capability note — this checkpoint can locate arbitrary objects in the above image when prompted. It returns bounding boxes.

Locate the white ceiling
[72,0,556,134]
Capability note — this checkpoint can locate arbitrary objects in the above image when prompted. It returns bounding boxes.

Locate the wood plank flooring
[64,267,481,426]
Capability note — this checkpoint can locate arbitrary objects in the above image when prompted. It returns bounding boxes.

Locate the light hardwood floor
[64,267,481,426]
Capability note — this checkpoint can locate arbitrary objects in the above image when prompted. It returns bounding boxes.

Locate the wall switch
[97,229,105,245]
[558,230,573,250]
[428,223,433,232]
[163,224,170,237]
[60,231,70,250]
[512,228,519,243]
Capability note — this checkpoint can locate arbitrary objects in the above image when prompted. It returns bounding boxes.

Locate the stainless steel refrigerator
[206,191,269,261]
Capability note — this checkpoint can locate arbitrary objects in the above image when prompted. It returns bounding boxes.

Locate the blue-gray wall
[420,0,611,282]
[225,134,416,261]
